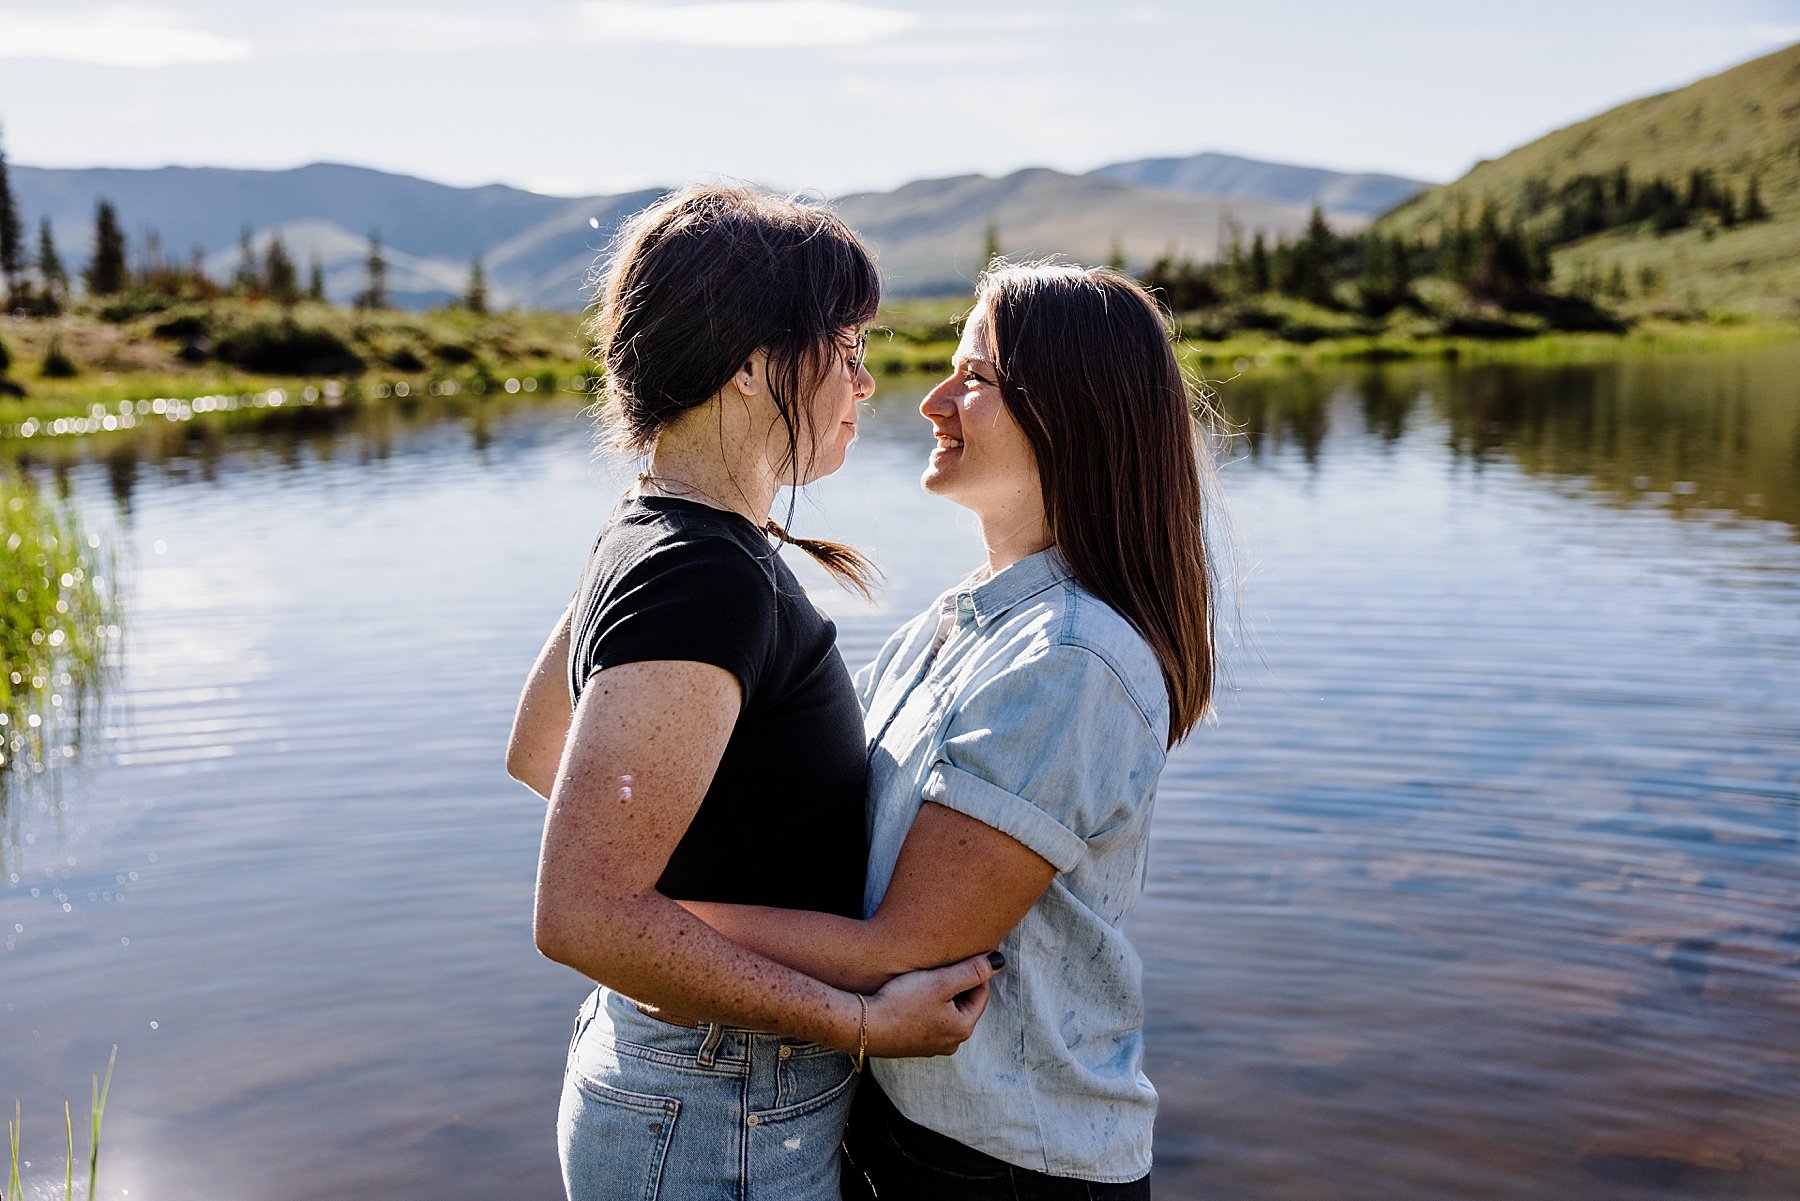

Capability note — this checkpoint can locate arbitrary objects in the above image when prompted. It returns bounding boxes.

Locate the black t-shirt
[567,495,868,918]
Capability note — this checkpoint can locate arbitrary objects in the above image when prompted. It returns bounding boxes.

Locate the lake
[4,344,1799,1200]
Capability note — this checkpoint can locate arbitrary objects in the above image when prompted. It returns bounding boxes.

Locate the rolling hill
[836,166,1348,295]
[1094,151,1430,217]
[1376,40,1800,316]
[13,157,1382,308]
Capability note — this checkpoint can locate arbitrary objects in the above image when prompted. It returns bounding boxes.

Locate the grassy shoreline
[2,302,1795,441]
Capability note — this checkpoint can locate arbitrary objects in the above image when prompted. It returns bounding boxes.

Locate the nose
[920,373,957,420]
[854,362,875,402]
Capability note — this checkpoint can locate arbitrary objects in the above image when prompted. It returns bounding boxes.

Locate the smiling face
[918,306,1045,533]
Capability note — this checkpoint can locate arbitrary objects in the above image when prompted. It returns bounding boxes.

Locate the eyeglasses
[840,331,868,376]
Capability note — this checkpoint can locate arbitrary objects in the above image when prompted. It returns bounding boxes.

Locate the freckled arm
[534,660,1001,1056]
[681,802,1055,994]
[506,605,573,799]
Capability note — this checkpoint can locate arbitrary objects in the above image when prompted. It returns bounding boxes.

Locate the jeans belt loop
[697,1022,725,1068]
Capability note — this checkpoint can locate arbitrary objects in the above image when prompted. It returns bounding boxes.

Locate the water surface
[4,346,1798,1199]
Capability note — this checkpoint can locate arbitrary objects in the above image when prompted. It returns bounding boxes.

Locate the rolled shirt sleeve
[921,644,1163,874]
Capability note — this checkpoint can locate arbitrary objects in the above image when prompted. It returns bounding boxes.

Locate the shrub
[0,334,10,374]
[152,311,212,341]
[383,345,426,372]
[94,293,176,323]
[41,337,78,378]
[213,319,363,375]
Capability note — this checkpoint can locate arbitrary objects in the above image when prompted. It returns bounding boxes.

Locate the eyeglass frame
[837,330,869,376]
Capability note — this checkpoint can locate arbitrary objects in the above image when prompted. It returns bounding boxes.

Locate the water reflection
[0,348,1795,1200]
[0,474,121,854]
[1214,343,1800,530]
[2,388,593,511]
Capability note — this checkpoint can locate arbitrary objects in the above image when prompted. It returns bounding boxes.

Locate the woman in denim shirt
[692,262,1222,1197]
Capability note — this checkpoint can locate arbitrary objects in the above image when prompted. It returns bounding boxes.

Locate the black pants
[842,1078,1152,1201]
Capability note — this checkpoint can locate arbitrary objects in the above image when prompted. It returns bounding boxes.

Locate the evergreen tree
[1717,183,1739,228]
[1221,223,1244,291]
[464,256,489,314]
[360,229,389,310]
[1356,233,1414,316]
[233,226,260,296]
[981,221,1000,268]
[37,219,68,299]
[1105,237,1126,272]
[0,123,23,304]
[1280,206,1336,306]
[264,234,299,306]
[1443,203,1475,284]
[1744,175,1769,222]
[1247,232,1271,293]
[306,255,326,303]
[1467,206,1549,309]
[84,200,128,296]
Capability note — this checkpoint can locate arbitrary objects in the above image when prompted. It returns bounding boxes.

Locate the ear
[734,352,765,397]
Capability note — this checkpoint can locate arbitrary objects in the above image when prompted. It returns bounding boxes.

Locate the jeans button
[778,1046,793,1059]
[747,1115,760,1127]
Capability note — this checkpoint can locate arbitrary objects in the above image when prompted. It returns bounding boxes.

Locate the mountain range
[12,153,1432,309]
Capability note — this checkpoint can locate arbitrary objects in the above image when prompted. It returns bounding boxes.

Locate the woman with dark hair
[685,261,1220,1198]
[507,184,1003,1201]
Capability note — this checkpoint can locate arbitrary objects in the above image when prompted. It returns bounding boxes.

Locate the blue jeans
[559,987,860,1201]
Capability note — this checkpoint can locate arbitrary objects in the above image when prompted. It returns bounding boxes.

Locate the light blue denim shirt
[855,547,1170,1183]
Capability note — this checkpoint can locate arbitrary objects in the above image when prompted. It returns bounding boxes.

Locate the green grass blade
[86,1047,116,1201]
[9,1099,22,1201]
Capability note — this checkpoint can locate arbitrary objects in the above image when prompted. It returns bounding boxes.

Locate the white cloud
[577,0,919,48]
[0,4,252,67]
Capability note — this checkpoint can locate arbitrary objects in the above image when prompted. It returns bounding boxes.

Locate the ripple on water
[3,358,1799,1200]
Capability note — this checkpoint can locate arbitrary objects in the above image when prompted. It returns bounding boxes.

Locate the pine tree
[464,256,488,314]
[1744,175,1769,222]
[84,200,128,296]
[264,234,299,307]
[1284,206,1336,305]
[1717,183,1739,229]
[1443,203,1474,283]
[360,229,389,310]
[37,219,67,298]
[1247,232,1271,293]
[0,122,23,304]
[981,221,1000,269]
[306,255,326,303]
[233,226,260,296]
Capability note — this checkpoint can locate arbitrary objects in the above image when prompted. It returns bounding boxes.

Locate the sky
[3,0,1799,198]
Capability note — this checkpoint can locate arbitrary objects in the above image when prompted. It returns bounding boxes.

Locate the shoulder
[989,581,1169,738]
[591,506,777,595]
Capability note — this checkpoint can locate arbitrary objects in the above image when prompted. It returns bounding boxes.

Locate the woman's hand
[862,951,1005,1058]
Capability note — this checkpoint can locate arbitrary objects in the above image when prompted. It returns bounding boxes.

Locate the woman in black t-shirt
[507,185,1002,1201]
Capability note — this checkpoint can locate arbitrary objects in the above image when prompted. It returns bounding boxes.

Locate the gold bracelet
[854,993,868,1072]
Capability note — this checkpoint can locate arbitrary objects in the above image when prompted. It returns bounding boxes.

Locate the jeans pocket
[771,1046,857,1116]
[559,1069,682,1201]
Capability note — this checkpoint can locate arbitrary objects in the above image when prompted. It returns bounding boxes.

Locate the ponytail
[764,518,880,600]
